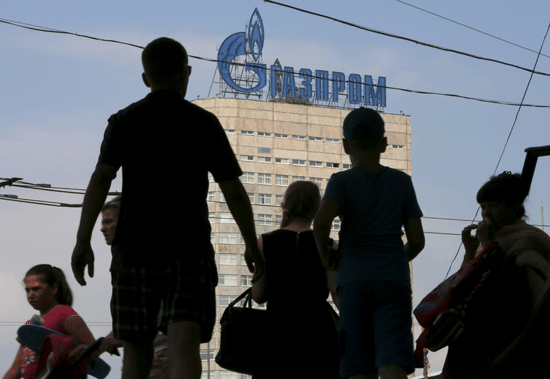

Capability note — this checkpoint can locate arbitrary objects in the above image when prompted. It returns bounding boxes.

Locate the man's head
[141,37,191,96]
[342,107,386,152]
[101,197,120,246]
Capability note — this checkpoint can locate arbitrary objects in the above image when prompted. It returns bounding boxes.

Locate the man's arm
[218,178,264,277]
[313,198,340,271]
[72,164,117,286]
[403,217,425,261]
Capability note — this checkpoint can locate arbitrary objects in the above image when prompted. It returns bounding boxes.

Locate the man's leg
[122,340,154,379]
[167,321,202,379]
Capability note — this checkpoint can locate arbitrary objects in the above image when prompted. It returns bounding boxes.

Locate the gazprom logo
[217,8,386,107]
[218,8,266,93]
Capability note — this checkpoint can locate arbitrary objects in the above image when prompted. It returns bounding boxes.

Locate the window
[331,218,341,231]
[309,161,323,167]
[242,172,254,183]
[240,155,254,161]
[275,174,289,186]
[309,136,322,141]
[219,371,238,379]
[219,233,238,244]
[241,275,253,286]
[219,253,237,265]
[241,130,254,135]
[275,214,282,225]
[327,162,340,168]
[225,129,236,134]
[219,192,226,202]
[292,159,306,166]
[258,156,272,163]
[275,195,283,206]
[275,133,288,138]
[219,212,235,223]
[219,274,238,286]
[292,135,305,140]
[343,164,352,169]
[258,132,271,137]
[200,349,215,361]
[218,295,236,306]
[275,158,289,165]
[292,176,306,182]
[207,192,215,202]
[392,144,405,149]
[310,177,323,188]
[258,194,272,205]
[327,138,339,143]
[257,173,272,185]
[258,214,272,226]
[247,192,255,204]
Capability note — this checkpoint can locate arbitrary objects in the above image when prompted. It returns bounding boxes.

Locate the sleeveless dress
[253,229,339,379]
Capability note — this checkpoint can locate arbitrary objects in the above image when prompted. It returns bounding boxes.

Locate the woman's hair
[476,171,526,219]
[24,265,73,306]
[280,181,321,227]
[102,196,121,216]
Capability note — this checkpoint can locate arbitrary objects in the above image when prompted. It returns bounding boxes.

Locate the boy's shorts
[338,280,414,376]
[111,255,218,344]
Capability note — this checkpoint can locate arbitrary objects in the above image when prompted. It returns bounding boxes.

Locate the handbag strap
[228,288,253,309]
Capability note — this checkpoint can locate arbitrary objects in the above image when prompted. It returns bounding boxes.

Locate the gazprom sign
[217,8,386,107]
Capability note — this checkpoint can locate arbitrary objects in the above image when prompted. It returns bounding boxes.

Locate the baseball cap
[343,107,385,140]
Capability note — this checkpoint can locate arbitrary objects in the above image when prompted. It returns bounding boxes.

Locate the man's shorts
[337,280,414,376]
[111,255,218,344]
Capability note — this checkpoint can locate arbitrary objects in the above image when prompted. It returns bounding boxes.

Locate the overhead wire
[395,0,550,60]
[262,0,550,78]
[1,17,550,108]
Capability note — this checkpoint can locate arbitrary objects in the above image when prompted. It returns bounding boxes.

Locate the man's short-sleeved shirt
[97,90,242,270]
[323,166,423,287]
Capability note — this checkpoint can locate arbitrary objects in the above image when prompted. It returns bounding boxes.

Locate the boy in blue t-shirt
[313,107,425,379]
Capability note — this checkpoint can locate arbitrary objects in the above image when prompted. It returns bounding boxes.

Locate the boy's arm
[314,198,340,271]
[218,178,264,278]
[71,164,118,286]
[403,217,425,261]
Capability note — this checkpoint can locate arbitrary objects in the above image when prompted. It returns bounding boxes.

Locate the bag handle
[228,288,253,309]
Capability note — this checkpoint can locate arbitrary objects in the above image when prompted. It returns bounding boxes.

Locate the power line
[395,0,550,60]
[1,17,550,108]
[262,0,550,78]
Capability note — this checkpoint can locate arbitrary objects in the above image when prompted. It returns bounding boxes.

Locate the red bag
[413,242,501,367]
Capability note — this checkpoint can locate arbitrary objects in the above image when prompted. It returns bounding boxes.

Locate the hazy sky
[2,0,550,376]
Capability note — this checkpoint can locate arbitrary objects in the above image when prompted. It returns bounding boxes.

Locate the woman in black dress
[252,181,339,379]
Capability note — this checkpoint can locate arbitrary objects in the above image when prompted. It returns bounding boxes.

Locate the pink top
[20,305,79,379]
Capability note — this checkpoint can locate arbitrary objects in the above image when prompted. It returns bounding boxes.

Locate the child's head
[280,181,321,227]
[23,265,73,311]
[342,107,386,152]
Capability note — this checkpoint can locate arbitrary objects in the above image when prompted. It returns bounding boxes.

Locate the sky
[2,0,550,376]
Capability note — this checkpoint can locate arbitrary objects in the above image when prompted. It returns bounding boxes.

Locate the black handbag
[215,287,268,375]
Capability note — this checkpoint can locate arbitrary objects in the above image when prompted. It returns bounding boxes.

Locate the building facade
[192,97,413,379]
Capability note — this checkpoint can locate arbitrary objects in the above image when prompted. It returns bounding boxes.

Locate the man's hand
[71,242,95,286]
